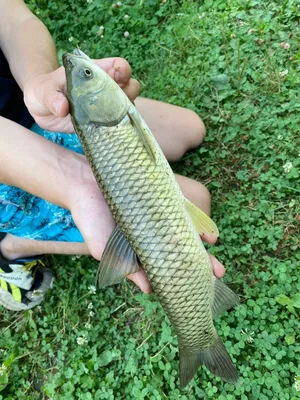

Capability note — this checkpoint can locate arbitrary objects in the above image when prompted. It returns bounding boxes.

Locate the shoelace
[22,259,45,277]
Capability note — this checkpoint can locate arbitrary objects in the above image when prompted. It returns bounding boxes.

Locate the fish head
[63,49,129,126]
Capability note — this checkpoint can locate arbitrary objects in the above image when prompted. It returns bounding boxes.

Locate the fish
[62,49,239,387]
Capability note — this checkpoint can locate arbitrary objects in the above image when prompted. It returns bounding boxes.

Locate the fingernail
[114,66,121,82]
[137,276,151,293]
[143,284,152,294]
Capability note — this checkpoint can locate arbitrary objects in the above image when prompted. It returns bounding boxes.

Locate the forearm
[0,117,95,209]
[0,0,58,90]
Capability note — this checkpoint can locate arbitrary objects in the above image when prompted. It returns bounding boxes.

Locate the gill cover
[63,49,130,126]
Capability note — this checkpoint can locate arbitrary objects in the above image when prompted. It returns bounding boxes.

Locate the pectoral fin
[128,107,157,163]
[96,227,140,288]
[184,198,219,236]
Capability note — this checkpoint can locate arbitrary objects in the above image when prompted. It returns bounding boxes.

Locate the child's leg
[0,234,89,260]
[135,97,206,162]
[175,175,211,216]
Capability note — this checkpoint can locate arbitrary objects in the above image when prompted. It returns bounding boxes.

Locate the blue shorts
[0,123,84,242]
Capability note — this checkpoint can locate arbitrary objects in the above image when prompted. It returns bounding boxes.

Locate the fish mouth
[62,52,75,70]
[63,49,91,71]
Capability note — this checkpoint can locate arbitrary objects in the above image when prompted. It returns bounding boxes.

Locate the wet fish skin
[63,50,239,386]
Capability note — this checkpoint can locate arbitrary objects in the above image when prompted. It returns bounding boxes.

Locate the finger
[46,68,69,118]
[112,60,140,100]
[200,233,218,244]
[92,58,140,101]
[103,59,140,101]
[26,68,69,118]
[51,92,69,118]
[94,57,132,84]
[127,269,152,293]
[121,79,141,102]
[209,254,226,278]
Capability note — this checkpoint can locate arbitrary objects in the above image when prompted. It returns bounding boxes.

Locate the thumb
[24,68,69,118]
[127,269,152,293]
[50,92,69,118]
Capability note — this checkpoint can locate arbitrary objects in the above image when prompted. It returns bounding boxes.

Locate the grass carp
[63,49,239,386]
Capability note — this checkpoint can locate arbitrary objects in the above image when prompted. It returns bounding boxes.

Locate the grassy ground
[1,0,299,399]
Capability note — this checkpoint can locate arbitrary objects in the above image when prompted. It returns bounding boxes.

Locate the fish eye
[84,68,92,78]
[79,68,93,79]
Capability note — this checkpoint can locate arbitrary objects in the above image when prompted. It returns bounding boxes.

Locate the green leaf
[275,294,292,306]
[291,293,300,308]
[2,354,16,369]
[211,74,230,90]
[287,305,298,318]
[97,350,120,367]
[275,294,298,317]
[98,350,113,367]
[0,372,9,392]
[285,334,295,345]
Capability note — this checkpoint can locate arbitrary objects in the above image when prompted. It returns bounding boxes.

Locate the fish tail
[179,335,238,387]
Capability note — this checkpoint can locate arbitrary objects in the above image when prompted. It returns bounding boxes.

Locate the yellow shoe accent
[0,279,8,291]
[9,283,22,303]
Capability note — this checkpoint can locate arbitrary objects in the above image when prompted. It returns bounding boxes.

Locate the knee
[184,110,206,151]
[171,111,206,161]
[90,245,105,262]
[0,236,15,259]
[194,182,211,216]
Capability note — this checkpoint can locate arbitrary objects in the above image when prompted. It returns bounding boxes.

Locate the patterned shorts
[0,123,84,242]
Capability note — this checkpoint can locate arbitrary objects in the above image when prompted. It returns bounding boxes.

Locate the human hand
[69,171,226,294]
[24,57,140,133]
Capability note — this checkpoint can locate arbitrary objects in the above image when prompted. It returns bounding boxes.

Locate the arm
[0,0,140,254]
[0,116,118,262]
[0,1,140,132]
[0,1,151,291]
[0,0,58,90]
[0,0,69,126]
[0,117,93,209]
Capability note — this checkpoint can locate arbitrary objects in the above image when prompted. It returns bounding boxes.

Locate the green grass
[1,0,300,398]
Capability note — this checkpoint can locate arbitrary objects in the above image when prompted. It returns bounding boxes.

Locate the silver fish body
[63,49,239,386]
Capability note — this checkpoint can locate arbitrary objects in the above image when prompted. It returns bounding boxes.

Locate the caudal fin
[179,336,238,387]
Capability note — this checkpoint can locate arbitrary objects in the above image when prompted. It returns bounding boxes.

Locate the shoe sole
[0,288,44,311]
[0,269,55,311]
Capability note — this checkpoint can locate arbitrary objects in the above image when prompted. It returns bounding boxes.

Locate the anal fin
[212,277,239,318]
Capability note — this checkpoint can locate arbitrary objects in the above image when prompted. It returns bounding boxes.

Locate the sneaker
[0,237,55,311]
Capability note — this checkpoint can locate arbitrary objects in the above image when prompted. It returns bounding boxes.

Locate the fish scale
[63,49,239,386]
[79,119,214,353]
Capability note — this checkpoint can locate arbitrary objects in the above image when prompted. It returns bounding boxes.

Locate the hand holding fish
[24,57,140,133]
